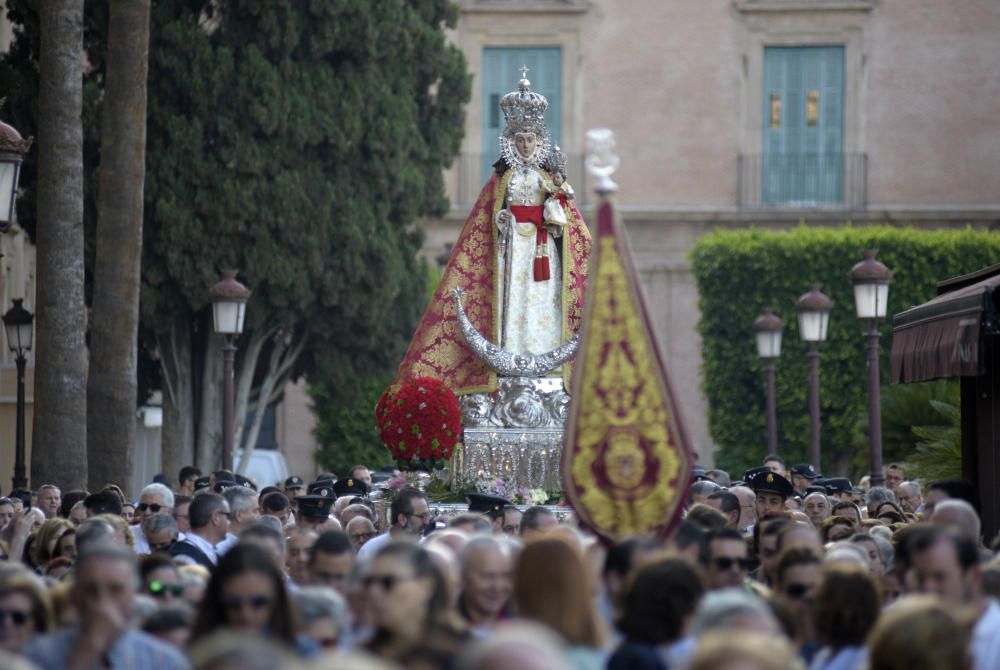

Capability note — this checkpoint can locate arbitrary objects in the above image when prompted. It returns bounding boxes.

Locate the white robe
[496,166,568,356]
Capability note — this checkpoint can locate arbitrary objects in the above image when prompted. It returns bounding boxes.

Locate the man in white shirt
[357,487,430,560]
[169,492,230,569]
[132,483,175,555]
[909,524,1000,670]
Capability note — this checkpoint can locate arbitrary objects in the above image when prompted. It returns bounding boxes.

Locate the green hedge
[691,225,1000,478]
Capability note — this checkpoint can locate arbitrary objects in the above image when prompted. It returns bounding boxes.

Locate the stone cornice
[735,0,873,13]
[459,0,589,14]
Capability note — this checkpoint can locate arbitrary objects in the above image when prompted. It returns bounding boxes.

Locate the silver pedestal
[454,377,568,492]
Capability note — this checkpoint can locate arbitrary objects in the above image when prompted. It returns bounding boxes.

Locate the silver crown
[500,67,549,138]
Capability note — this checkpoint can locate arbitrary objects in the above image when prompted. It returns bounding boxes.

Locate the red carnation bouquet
[375,377,462,471]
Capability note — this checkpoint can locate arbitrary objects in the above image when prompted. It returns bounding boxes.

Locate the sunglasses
[713,557,750,571]
[137,503,164,513]
[349,532,377,542]
[0,609,30,626]
[148,581,185,598]
[784,583,813,599]
[221,594,273,611]
[362,574,413,592]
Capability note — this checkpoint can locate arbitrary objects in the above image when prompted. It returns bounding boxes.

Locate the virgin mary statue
[395,70,591,395]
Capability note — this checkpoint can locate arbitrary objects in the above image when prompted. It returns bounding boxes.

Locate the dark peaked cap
[747,469,795,499]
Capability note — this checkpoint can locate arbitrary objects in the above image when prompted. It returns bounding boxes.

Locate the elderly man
[169,492,230,569]
[345,516,377,552]
[216,485,260,555]
[24,543,189,669]
[37,484,61,519]
[803,492,831,528]
[145,515,180,554]
[865,486,896,517]
[458,536,514,635]
[688,480,721,507]
[931,498,982,542]
[896,480,924,515]
[133,483,175,554]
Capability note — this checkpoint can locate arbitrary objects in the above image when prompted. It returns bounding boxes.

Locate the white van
[234,449,290,489]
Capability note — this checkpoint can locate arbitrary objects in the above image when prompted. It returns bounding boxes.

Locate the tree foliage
[311,375,394,477]
[2,0,471,475]
[909,398,962,482]
[691,225,1000,478]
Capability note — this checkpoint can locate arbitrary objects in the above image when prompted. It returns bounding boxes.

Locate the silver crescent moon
[452,288,579,377]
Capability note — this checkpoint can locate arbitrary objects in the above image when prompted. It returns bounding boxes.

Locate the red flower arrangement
[375,377,462,471]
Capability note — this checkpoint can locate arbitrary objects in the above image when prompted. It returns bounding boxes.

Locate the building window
[480,46,562,184]
[761,45,845,206]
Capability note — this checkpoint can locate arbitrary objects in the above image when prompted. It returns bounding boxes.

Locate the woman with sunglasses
[190,543,300,652]
[365,542,467,667]
[0,571,52,654]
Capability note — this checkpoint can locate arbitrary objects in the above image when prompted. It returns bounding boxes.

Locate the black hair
[179,466,202,485]
[707,490,740,516]
[84,490,123,516]
[389,487,427,528]
[309,530,353,566]
[261,491,290,512]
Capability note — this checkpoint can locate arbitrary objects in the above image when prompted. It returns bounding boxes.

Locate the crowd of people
[0,458,997,670]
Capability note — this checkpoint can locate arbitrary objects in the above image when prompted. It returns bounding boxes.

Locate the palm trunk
[87,0,151,492]
[31,0,88,490]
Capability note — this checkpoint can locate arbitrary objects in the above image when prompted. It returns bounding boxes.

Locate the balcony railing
[739,153,867,208]
[448,152,588,212]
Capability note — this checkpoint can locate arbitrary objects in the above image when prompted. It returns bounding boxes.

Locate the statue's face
[514,132,537,159]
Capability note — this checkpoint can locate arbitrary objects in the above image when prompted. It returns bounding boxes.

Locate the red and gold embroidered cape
[395,171,591,394]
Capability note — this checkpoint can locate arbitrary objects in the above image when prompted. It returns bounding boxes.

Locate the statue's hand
[496,209,513,229]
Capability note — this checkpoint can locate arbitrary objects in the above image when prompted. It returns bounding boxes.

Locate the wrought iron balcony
[738,152,867,208]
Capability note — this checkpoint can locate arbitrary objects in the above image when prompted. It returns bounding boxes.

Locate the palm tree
[31,0,88,489]
[87,0,151,491]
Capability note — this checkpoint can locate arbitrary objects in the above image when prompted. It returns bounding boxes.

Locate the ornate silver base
[454,377,568,492]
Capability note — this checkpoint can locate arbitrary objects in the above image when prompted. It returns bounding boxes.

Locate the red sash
[509,204,550,281]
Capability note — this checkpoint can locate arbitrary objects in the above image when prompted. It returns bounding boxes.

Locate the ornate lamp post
[850,250,893,488]
[3,299,33,490]
[210,271,250,471]
[753,308,783,455]
[0,114,32,232]
[796,284,833,471]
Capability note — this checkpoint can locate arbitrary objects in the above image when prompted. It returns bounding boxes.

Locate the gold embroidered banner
[562,196,693,543]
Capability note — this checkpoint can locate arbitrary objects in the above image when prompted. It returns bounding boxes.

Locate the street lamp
[796,283,833,471]
[210,271,250,471]
[3,299,33,490]
[753,308,783,455]
[0,114,32,232]
[850,250,893,488]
